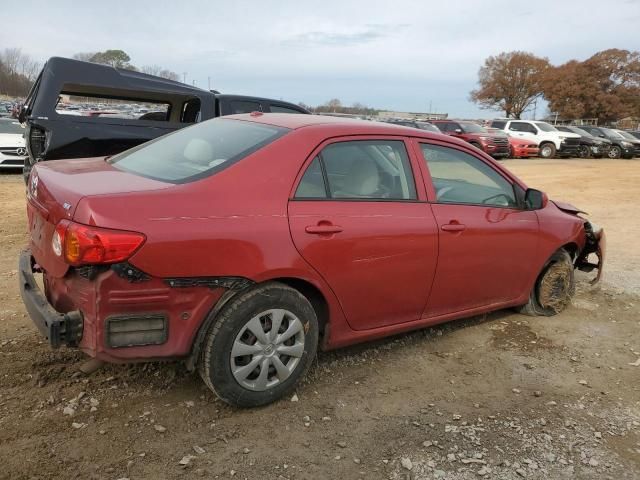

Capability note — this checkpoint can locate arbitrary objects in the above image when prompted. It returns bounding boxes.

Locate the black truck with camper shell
[20,57,309,181]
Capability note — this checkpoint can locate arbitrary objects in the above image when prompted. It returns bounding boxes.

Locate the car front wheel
[198,282,319,408]
[608,146,622,159]
[518,249,575,317]
[578,145,591,158]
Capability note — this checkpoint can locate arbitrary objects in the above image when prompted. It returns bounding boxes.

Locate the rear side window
[229,101,262,114]
[295,157,327,198]
[490,121,506,129]
[294,140,417,200]
[56,92,171,121]
[108,118,288,183]
[270,104,303,114]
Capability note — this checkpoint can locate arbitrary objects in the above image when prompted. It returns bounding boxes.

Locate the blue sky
[2,0,639,118]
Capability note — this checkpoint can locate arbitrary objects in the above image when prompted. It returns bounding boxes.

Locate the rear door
[288,137,439,330]
[412,140,540,317]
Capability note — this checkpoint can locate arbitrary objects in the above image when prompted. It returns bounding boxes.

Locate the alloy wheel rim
[541,146,552,157]
[230,309,305,391]
[608,147,620,159]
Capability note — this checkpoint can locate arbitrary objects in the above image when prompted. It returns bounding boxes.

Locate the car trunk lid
[27,158,170,277]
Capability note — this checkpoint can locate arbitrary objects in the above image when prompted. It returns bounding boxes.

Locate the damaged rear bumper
[576,223,605,285]
[18,250,84,348]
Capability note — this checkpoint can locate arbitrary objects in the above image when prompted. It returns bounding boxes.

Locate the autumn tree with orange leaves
[542,49,640,123]
[470,51,550,119]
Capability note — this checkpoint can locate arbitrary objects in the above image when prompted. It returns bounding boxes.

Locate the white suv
[490,120,581,158]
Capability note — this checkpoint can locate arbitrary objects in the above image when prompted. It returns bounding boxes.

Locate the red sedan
[19,114,604,407]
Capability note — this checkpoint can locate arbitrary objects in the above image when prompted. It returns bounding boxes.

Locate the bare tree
[0,48,23,75]
[141,65,180,81]
[73,52,97,62]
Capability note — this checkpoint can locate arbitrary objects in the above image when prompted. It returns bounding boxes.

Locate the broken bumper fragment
[576,223,605,285]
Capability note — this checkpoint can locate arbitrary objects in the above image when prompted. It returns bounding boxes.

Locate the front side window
[510,122,537,134]
[534,122,557,132]
[460,122,485,133]
[294,140,417,200]
[420,144,517,208]
[108,118,288,183]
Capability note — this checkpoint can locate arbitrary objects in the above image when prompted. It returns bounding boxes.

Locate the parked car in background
[484,127,538,159]
[490,120,581,159]
[382,119,441,133]
[577,126,636,159]
[19,113,604,407]
[0,118,27,170]
[431,120,510,159]
[556,125,611,158]
[612,129,640,157]
[19,57,309,181]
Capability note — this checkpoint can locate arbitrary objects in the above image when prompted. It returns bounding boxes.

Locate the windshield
[415,122,440,133]
[461,123,487,134]
[108,118,289,183]
[0,120,24,134]
[569,127,591,137]
[601,128,625,139]
[616,130,638,141]
[534,122,558,132]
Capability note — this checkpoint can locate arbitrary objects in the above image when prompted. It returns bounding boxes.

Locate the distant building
[377,110,448,121]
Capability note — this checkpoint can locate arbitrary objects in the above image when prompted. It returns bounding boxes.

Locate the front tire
[198,282,319,408]
[518,249,575,317]
[608,146,622,159]
[578,145,591,158]
[539,142,556,159]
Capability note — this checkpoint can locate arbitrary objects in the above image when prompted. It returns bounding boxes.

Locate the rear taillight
[54,220,145,266]
[29,126,47,159]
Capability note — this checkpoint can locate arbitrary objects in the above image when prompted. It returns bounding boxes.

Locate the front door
[288,138,439,330]
[415,141,540,317]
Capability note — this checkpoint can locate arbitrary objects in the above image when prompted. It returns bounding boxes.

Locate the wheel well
[560,242,579,262]
[272,277,329,337]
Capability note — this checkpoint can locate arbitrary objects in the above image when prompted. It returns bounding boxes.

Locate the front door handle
[305,224,343,234]
[441,223,466,232]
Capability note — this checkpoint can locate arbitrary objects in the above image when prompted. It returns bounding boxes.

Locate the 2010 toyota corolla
[19,113,604,407]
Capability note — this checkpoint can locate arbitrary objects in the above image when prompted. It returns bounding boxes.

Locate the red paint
[25,114,599,363]
[508,136,540,158]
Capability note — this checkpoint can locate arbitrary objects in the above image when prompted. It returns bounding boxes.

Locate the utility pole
[208,77,211,90]
[183,72,187,83]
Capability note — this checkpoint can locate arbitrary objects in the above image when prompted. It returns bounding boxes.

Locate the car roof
[224,113,450,139]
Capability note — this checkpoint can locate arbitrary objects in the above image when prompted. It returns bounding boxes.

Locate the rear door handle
[305,224,343,234]
[441,223,466,232]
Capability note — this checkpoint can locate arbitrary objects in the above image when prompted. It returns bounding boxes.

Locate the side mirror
[454,128,462,134]
[525,188,547,210]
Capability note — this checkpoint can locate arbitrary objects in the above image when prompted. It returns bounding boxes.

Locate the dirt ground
[1,159,639,480]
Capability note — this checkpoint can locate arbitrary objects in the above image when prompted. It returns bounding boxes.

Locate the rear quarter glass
[107,118,289,184]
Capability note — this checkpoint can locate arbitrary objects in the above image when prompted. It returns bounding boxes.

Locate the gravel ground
[0,159,639,480]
